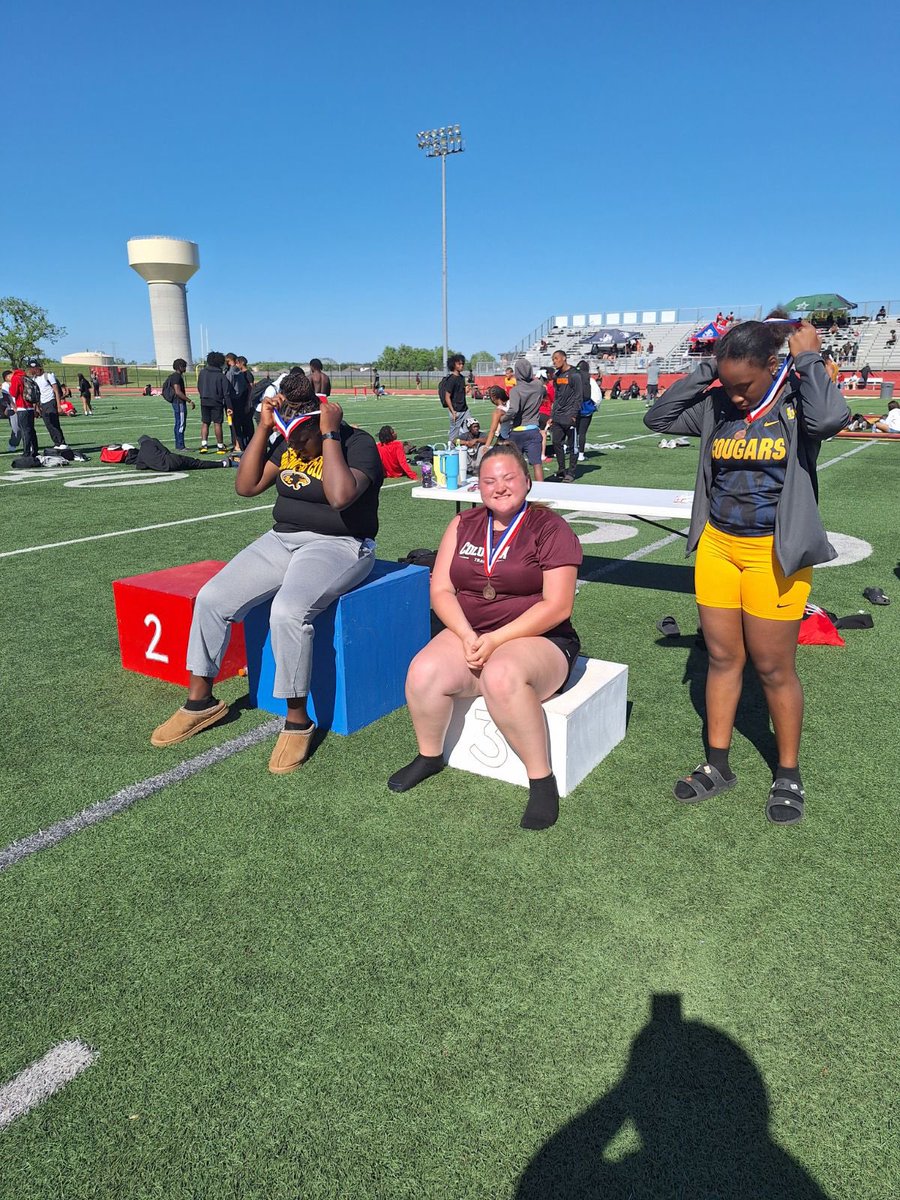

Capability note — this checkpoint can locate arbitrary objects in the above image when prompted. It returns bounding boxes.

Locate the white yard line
[0,1041,97,1130]
[818,440,883,469]
[0,479,414,558]
[580,531,687,582]
[0,505,272,558]
[0,720,284,874]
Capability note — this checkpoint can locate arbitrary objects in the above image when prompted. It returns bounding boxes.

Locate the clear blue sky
[5,0,898,363]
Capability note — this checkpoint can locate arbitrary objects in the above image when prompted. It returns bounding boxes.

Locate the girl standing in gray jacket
[645,313,849,825]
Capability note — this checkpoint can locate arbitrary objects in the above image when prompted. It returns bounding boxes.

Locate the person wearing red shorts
[645,313,849,824]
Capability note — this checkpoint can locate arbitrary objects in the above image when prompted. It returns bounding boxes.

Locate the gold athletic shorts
[695,522,812,621]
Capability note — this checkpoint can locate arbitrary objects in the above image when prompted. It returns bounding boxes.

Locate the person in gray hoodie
[644,313,850,826]
[507,358,547,481]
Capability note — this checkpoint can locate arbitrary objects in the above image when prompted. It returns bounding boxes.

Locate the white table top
[410,481,694,520]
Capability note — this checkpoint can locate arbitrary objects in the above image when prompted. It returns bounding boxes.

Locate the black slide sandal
[766,778,806,825]
[673,763,737,804]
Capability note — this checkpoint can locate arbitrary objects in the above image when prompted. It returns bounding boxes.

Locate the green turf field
[0,391,896,1198]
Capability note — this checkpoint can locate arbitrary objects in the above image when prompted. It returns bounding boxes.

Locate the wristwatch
[322,431,340,441]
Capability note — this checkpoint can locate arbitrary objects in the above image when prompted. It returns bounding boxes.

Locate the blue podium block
[243,559,430,734]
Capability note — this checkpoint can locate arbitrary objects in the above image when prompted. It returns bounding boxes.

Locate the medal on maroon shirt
[482,501,528,599]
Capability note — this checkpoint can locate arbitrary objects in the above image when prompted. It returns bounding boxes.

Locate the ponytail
[715,308,792,367]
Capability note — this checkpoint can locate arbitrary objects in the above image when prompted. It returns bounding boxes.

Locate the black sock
[184,696,218,712]
[284,718,313,731]
[521,773,559,830]
[387,753,444,793]
[707,746,735,780]
[775,764,802,786]
[673,746,734,799]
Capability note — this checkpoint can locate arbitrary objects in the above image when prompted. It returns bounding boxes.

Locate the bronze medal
[482,583,496,600]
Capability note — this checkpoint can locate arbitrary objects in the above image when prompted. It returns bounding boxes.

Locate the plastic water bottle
[445,453,459,490]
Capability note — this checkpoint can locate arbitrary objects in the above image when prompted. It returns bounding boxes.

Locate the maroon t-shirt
[449,504,582,638]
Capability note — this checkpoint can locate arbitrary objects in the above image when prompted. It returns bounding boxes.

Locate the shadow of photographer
[516,993,831,1199]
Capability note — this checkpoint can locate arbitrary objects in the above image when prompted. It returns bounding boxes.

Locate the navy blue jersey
[708,395,794,536]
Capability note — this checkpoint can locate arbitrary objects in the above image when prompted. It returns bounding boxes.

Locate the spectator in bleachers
[886,330,897,348]
[876,305,887,322]
[647,341,654,354]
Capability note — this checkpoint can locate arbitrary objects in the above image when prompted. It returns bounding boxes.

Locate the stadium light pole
[416,125,464,375]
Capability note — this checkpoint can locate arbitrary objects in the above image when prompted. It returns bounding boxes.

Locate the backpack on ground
[11,455,42,469]
[398,548,438,572]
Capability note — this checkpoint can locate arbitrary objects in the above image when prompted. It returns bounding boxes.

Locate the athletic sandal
[862,586,890,606]
[268,725,316,774]
[765,778,805,825]
[656,616,681,638]
[150,701,229,747]
[673,763,737,804]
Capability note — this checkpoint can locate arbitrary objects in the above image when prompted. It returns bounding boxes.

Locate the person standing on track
[644,313,850,825]
[162,358,194,450]
[196,350,233,454]
[309,358,332,397]
[33,360,68,449]
[441,354,469,443]
[549,349,582,482]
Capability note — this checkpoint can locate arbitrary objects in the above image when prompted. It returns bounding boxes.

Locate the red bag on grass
[798,603,845,646]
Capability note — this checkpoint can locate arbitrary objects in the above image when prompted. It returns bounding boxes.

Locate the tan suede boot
[150,701,229,747]
[268,725,316,774]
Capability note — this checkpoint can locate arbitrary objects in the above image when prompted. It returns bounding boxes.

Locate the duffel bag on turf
[101,444,138,463]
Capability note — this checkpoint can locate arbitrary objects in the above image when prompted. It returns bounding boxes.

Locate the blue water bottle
[444,452,459,490]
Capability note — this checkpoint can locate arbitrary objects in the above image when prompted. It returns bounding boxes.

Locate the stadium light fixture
[416,124,465,373]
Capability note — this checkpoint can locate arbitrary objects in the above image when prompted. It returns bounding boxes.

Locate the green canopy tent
[783,293,856,314]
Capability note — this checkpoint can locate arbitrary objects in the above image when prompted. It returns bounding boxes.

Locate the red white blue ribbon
[746,353,794,424]
[272,409,319,441]
[483,500,529,579]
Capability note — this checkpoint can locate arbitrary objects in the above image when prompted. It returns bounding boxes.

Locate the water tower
[127,237,199,369]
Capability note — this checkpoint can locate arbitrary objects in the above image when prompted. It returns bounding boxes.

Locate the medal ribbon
[483,501,529,580]
[746,317,802,424]
[272,409,319,441]
[745,356,792,424]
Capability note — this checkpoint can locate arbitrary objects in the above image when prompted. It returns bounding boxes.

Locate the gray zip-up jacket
[644,352,850,576]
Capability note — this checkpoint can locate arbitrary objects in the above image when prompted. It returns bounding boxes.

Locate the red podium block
[112,561,246,686]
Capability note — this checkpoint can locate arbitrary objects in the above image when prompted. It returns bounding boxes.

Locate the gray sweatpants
[186,529,375,699]
[448,408,470,443]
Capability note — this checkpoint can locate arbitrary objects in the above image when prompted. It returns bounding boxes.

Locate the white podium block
[443,657,628,796]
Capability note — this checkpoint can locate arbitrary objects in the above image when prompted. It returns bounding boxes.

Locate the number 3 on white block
[144,613,169,663]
